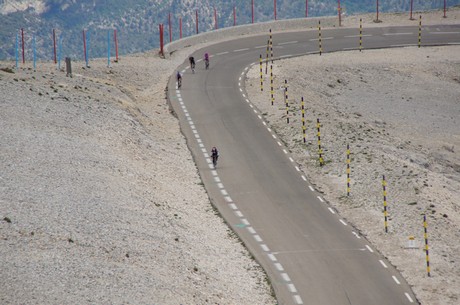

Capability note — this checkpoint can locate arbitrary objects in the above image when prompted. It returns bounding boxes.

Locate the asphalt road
[168,24,460,305]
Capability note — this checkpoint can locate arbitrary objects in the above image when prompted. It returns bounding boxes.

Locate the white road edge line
[317,196,324,202]
[405,293,414,303]
[281,273,291,282]
[275,263,284,271]
[328,207,336,214]
[366,245,374,253]
[392,276,401,285]
[288,283,297,293]
[293,295,304,304]
[340,219,347,226]
[379,260,388,268]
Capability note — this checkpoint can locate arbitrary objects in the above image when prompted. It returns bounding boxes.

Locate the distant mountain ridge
[1,0,459,61]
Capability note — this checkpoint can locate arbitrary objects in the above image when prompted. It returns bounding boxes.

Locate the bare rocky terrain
[0,51,275,304]
[1,7,459,305]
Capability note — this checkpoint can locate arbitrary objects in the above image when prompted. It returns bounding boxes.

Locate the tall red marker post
[338,0,342,26]
[233,6,236,26]
[113,29,118,62]
[21,28,25,64]
[444,0,447,18]
[214,8,218,30]
[376,0,380,22]
[252,0,254,24]
[306,0,308,18]
[82,30,87,64]
[274,0,277,20]
[179,17,182,38]
[159,24,164,57]
[410,0,414,20]
[196,10,199,34]
[53,29,57,64]
[168,13,172,42]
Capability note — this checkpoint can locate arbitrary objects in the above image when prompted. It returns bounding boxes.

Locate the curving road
[168,25,460,305]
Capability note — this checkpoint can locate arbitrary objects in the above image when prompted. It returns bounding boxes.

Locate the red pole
[159,24,164,56]
[274,0,277,20]
[179,17,182,38]
[444,0,447,18]
[53,29,57,64]
[234,6,236,26]
[214,8,217,29]
[196,10,199,34]
[21,28,25,64]
[83,30,87,64]
[338,0,341,26]
[376,0,379,22]
[168,13,172,42]
[306,0,308,18]
[252,0,254,24]
[410,0,414,20]
[114,29,119,62]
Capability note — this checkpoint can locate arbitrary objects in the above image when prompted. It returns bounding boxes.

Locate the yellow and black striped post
[270,64,274,106]
[359,18,363,52]
[265,39,270,74]
[418,15,422,48]
[284,79,289,123]
[259,54,263,91]
[423,214,431,277]
[317,118,324,166]
[383,175,388,233]
[270,28,274,63]
[318,20,323,56]
[301,97,306,143]
[346,144,351,196]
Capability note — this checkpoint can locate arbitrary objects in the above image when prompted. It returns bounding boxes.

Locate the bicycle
[205,58,209,70]
[211,147,219,168]
[189,56,196,73]
[176,72,182,89]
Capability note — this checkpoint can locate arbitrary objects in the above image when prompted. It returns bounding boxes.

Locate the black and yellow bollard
[383,175,388,233]
[423,214,431,277]
[346,144,351,196]
[318,20,322,56]
[265,39,270,74]
[259,54,263,91]
[270,28,274,64]
[359,18,363,52]
[317,118,324,166]
[301,97,306,143]
[284,79,289,124]
[270,65,274,106]
[418,15,422,48]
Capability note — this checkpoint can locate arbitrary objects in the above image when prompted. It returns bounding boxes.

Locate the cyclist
[204,52,210,70]
[211,146,219,168]
[176,71,182,88]
[189,56,195,73]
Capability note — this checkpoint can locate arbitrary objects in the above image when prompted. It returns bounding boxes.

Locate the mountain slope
[1,0,459,60]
